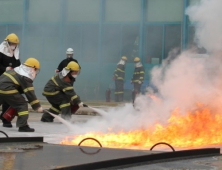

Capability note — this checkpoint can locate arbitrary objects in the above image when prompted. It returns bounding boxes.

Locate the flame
[60,104,222,150]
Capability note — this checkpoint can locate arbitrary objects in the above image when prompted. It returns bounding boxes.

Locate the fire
[60,105,222,150]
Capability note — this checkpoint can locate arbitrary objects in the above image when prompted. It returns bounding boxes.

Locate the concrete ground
[1,103,222,170]
[0,100,122,115]
[2,113,222,170]
[0,111,101,145]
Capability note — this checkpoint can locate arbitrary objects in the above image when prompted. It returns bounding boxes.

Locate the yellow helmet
[65,61,80,71]
[24,58,40,69]
[5,33,19,44]
[134,57,140,62]
[121,56,127,61]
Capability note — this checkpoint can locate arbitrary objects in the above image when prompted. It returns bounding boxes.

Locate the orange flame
[60,104,222,150]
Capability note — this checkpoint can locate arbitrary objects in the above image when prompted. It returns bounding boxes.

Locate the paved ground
[1,109,222,169]
[0,100,121,115]
[0,111,101,145]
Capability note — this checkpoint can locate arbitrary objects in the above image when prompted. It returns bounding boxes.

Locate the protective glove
[78,102,84,107]
[138,81,142,84]
[83,104,88,107]
[130,80,133,84]
[78,102,88,108]
[43,109,49,114]
[36,107,44,113]
[6,67,12,71]
[55,69,59,73]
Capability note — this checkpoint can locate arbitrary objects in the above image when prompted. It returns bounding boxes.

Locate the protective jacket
[0,52,20,75]
[57,58,80,72]
[113,64,125,81]
[0,70,40,109]
[42,73,81,105]
[132,65,145,83]
[41,72,81,121]
[0,70,41,127]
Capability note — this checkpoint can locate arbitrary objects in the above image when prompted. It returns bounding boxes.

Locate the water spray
[44,110,73,130]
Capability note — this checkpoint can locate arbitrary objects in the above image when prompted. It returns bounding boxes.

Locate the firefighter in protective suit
[0,58,44,132]
[113,56,127,102]
[0,33,21,127]
[55,48,80,73]
[131,57,145,103]
[41,61,86,122]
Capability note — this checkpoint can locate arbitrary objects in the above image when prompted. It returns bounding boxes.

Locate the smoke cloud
[60,0,222,137]
[186,0,222,53]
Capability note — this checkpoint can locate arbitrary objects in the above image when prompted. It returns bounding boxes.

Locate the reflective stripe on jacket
[0,70,41,110]
[42,73,81,105]
[132,66,145,83]
[113,64,125,81]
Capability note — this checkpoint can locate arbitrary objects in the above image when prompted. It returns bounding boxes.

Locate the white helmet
[66,48,74,55]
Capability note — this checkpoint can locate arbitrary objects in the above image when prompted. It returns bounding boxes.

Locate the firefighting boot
[40,110,54,122]
[18,125,35,132]
[3,122,13,128]
[1,118,12,128]
[41,117,53,122]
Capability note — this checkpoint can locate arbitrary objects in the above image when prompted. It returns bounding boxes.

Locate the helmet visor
[35,68,40,75]
[67,54,73,58]
[71,70,80,75]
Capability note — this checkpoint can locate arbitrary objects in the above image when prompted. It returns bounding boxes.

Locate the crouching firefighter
[41,61,87,122]
[0,58,44,132]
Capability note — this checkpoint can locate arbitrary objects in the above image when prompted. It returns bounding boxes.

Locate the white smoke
[59,0,222,136]
[186,0,222,53]
[133,0,222,124]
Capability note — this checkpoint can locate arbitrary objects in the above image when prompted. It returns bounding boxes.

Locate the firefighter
[0,58,44,132]
[55,48,80,73]
[0,33,21,127]
[131,57,145,103]
[113,56,127,102]
[41,61,87,122]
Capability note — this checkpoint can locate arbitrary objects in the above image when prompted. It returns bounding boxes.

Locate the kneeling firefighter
[0,58,44,132]
[41,61,87,122]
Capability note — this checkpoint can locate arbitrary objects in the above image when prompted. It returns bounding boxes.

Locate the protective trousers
[0,102,10,123]
[115,80,124,102]
[132,83,141,103]
[41,94,72,121]
[0,94,28,127]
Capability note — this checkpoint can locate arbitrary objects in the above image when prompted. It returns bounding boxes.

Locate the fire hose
[0,131,9,138]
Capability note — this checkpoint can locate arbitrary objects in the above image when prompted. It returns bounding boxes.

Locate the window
[102,25,121,62]
[25,25,44,60]
[25,25,60,60]
[146,0,183,22]
[105,0,140,22]
[27,0,61,22]
[42,25,60,60]
[0,0,23,22]
[164,25,181,59]
[102,24,139,63]
[66,0,100,22]
[82,25,99,62]
[122,25,139,62]
[145,25,163,64]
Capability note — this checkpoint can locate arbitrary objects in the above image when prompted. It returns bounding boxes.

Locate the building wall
[0,0,200,101]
